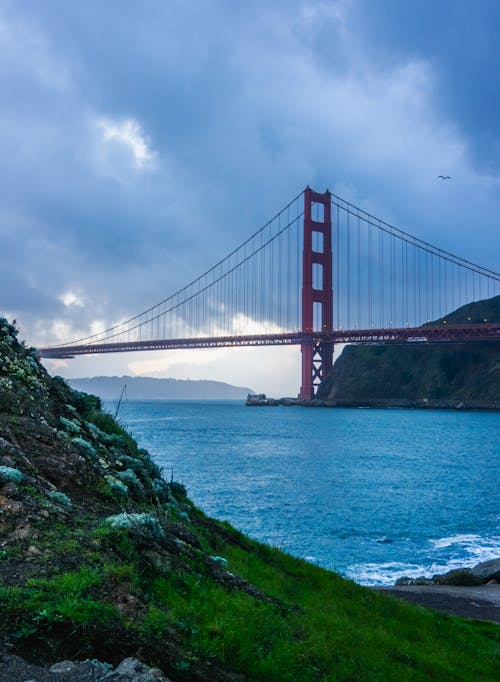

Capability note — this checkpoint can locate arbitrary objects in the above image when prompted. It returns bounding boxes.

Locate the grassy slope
[0,319,499,681]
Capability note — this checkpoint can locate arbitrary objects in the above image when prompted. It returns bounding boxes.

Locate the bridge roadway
[40,323,500,359]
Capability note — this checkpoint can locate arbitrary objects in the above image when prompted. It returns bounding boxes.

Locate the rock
[471,557,500,583]
[395,560,500,587]
[115,657,144,675]
[0,493,24,515]
[433,568,483,586]
[143,550,171,573]
[0,436,17,455]
[114,657,172,680]
[395,576,432,586]
[11,523,33,540]
[210,555,228,568]
[49,659,78,673]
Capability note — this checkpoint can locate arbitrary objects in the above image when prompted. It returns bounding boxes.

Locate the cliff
[0,318,498,680]
[318,295,500,408]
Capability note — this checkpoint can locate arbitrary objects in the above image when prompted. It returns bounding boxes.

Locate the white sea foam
[430,534,500,563]
[347,562,426,586]
[349,534,500,586]
[430,534,484,549]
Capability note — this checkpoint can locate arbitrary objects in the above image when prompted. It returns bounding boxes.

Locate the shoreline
[246,394,500,411]
[375,557,500,623]
[375,584,500,623]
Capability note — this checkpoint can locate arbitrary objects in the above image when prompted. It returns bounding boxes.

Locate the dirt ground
[376,584,500,624]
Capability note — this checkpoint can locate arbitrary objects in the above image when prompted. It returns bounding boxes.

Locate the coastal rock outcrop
[395,557,500,586]
[318,295,500,408]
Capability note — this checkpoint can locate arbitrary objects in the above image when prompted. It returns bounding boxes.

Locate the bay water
[107,399,499,586]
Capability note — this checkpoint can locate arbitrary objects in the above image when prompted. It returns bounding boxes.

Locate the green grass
[141,534,499,681]
[1,505,498,680]
[0,567,119,641]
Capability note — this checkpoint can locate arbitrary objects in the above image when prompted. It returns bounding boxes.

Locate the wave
[348,533,500,586]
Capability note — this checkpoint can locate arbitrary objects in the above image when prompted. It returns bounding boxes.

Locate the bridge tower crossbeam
[299,187,334,400]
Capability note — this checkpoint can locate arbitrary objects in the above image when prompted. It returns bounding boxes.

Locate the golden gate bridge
[41,187,500,400]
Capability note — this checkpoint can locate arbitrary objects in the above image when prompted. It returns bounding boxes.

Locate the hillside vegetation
[0,318,499,680]
[319,295,500,407]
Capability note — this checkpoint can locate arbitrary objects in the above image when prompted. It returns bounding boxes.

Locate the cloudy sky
[1,0,500,395]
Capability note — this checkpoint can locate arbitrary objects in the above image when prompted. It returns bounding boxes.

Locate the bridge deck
[40,324,500,358]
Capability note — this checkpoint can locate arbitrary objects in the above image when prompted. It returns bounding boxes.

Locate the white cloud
[127,348,227,376]
[49,319,76,344]
[97,117,156,169]
[59,291,84,307]
[230,313,285,336]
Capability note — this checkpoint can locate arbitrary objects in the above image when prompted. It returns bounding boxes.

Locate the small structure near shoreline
[245,393,299,406]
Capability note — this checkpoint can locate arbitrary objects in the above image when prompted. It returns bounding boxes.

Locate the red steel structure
[299,188,334,400]
[39,186,500,398]
[40,324,500,359]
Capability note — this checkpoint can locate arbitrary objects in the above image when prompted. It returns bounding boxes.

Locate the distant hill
[318,295,500,409]
[68,375,254,400]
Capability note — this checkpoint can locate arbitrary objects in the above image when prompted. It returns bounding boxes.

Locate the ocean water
[107,399,500,586]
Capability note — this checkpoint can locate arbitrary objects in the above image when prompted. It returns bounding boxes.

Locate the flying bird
[438,175,451,180]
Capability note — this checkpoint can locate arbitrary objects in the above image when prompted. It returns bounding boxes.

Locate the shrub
[70,389,101,418]
[47,491,73,509]
[60,417,81,434]
[104,475,128,495]
[0,465,25,484]
[153,478,171,502]
[71,437,96,458]
[170,481,187,501]
[103,513,165,545]
[116,469,144,497]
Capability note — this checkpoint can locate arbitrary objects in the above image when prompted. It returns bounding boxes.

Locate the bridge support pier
[299,187,334,400]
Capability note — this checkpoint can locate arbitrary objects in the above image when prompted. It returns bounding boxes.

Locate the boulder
[114,657,172,680]
[49,660,79,673]
[471,558,500,583]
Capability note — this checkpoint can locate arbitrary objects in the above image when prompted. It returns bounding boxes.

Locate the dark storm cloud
[348,0,500,172]
[1,0,499,359]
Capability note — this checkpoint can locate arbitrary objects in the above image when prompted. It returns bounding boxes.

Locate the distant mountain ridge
[317,295,500,409]
[68,375,254,400]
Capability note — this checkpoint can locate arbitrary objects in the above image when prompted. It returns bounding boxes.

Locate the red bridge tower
[299,187,334,400]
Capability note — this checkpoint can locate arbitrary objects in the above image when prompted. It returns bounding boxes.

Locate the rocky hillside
[318,295,500,408]
[1,318,499,680]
